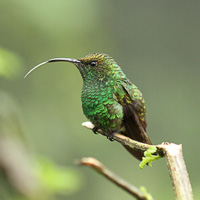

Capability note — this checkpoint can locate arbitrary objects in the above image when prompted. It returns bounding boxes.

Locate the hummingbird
[25,53,152,161]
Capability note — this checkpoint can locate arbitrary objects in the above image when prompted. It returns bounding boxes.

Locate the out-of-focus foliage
[0,91,40,199]
[35,156,82,195]
[0,0,200,200]
[0,48,23,79]
[0,91,83,200]
[139,186,153,200]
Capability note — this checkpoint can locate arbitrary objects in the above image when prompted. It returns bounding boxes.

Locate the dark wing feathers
[115,82,152,160]
[123,102,151,144]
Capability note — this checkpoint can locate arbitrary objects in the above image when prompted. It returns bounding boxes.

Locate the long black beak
[24,58,80,78]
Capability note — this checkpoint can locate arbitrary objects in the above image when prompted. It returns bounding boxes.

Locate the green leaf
[140,186,153,200]
[139,146,161,169]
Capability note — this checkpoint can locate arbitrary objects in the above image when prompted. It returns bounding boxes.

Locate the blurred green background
[0,0,200,199]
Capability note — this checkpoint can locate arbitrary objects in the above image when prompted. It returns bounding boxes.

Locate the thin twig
[82,121,163,157]
[78,157,152,200]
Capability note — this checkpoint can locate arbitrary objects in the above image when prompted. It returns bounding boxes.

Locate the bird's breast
[81,84,123,132]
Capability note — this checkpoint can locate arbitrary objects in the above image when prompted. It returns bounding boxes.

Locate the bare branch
[78,157,153,200]
[82,121,163,157]
[157,143,193,200]
[82,121,194,200]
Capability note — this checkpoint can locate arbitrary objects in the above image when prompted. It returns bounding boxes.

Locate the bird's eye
[90,61,97,67]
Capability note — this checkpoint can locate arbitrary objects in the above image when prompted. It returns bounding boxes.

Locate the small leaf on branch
[140,186,153,200]
[139,146,161,169]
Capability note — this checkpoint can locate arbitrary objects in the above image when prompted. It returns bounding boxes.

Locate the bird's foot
[107,131,119,141]
[92,127,98,134]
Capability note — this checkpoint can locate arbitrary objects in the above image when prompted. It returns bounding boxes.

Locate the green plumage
[25,52,152,161]
[79,53,143,130]
[77,53,151,160]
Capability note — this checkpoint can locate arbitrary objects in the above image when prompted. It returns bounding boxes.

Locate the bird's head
[25,52,126,82]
